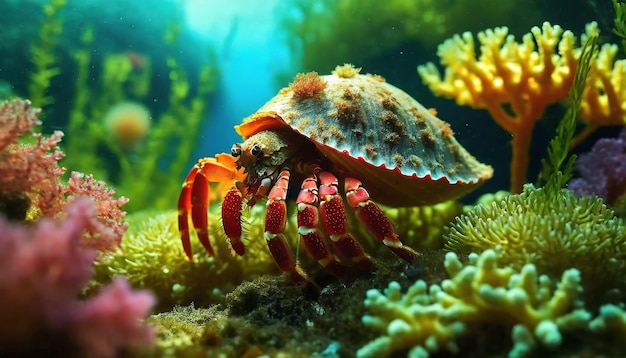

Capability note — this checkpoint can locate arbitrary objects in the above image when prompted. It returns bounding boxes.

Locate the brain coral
[444,184,626,308]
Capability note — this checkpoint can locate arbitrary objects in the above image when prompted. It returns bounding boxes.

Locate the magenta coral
[0,99,65,217]
[66,172,130,251]
[0,99,129,251]
[568,128,626,206]
[0,198,155,357]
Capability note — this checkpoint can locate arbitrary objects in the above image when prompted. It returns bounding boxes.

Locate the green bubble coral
[358,249,590,357]
[93,206,280,311]
[444,184,626,308]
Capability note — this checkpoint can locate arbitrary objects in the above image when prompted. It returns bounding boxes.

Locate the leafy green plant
[536,32,599,192]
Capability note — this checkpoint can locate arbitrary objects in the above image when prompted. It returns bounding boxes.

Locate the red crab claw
[178,153,245,259]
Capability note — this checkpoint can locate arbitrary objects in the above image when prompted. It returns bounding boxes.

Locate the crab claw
[178,153,244,259]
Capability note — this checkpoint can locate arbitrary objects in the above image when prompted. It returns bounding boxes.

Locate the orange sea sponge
[289,71,327,99]
[103,102,151,148]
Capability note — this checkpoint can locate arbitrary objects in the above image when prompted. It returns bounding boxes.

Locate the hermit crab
[178,64,492,285]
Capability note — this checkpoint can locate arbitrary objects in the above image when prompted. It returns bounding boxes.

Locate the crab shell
[235,67,493,207]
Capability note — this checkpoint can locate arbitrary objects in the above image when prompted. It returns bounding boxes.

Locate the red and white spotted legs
[344,177,419,263]
[317,172,374,269]
[221,187,245,255]
[264,169,310,285]
[296,174,346,277]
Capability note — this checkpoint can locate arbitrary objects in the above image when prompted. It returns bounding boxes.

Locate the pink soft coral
[0,99,129,252]
[0,197,155,357]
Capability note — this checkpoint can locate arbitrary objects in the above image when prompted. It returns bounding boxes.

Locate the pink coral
[66,172,130,251]
[0,99,65,217]
[0,198,155,357]
[0,99,129,252]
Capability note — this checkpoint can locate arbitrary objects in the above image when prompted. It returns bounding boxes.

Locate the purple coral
[0,198,155,357]
[568,128,626,205]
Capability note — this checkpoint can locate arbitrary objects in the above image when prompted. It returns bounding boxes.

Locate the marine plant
[419,21,626,193]
[59,25,218,212]
[27,0,66,108]
[281,0,540,75]
[356,28,626,357]
[23,0,219,212]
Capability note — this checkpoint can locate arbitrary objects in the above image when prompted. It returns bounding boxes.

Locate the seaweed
[536,32,599,192]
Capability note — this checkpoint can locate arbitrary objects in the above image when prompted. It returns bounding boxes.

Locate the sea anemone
[444,184,626,308]
[103,102,151,148]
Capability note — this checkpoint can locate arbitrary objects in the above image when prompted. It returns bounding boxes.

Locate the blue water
[185,0,292,160]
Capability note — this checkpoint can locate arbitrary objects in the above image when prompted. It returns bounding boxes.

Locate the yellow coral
[577,42,626,146]
[92,207,280,311]
[358,249,590,357]
[445,184,626,308]
[419,22,625,193]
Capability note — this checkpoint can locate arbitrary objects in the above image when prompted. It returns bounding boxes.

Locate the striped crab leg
[344,177,419,263]
[296,173,346,277]
[264,168,311,285]
[317,172,373,269]
[178,154,244,259]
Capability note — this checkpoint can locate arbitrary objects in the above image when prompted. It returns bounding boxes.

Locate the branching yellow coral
[445,184,626,308]
[358,249,590,357]
[577,42,626,145]
[419,21,626,193]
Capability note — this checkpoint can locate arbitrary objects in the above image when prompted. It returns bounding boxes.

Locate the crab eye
[231,144,242,157]
[251,145,262,157]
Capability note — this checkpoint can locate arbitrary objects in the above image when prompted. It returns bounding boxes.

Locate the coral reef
[568,128,626,217]
[358,249,590,357]
[0,198,155,357]
[0,98,155,356]
[444,184,626,308]
[93,206,280,312]
[419,21,625,193]
[0,99,128,251]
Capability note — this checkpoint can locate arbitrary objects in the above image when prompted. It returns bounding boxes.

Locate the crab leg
[264,168,310,285]
[318,172,372,268]
[344,177,419,263]
[296,174,345,277]
[178,154,241,259]
[178,165,202,258]
[222,187,245,255]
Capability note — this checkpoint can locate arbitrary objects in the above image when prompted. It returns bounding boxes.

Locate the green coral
[358,249,590,357]
[93,206,280,311]
[444,184,626,308]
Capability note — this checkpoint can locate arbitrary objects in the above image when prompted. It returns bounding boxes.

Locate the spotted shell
[235,65,493,206]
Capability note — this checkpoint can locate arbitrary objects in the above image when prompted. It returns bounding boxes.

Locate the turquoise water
[1,0,619,197]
